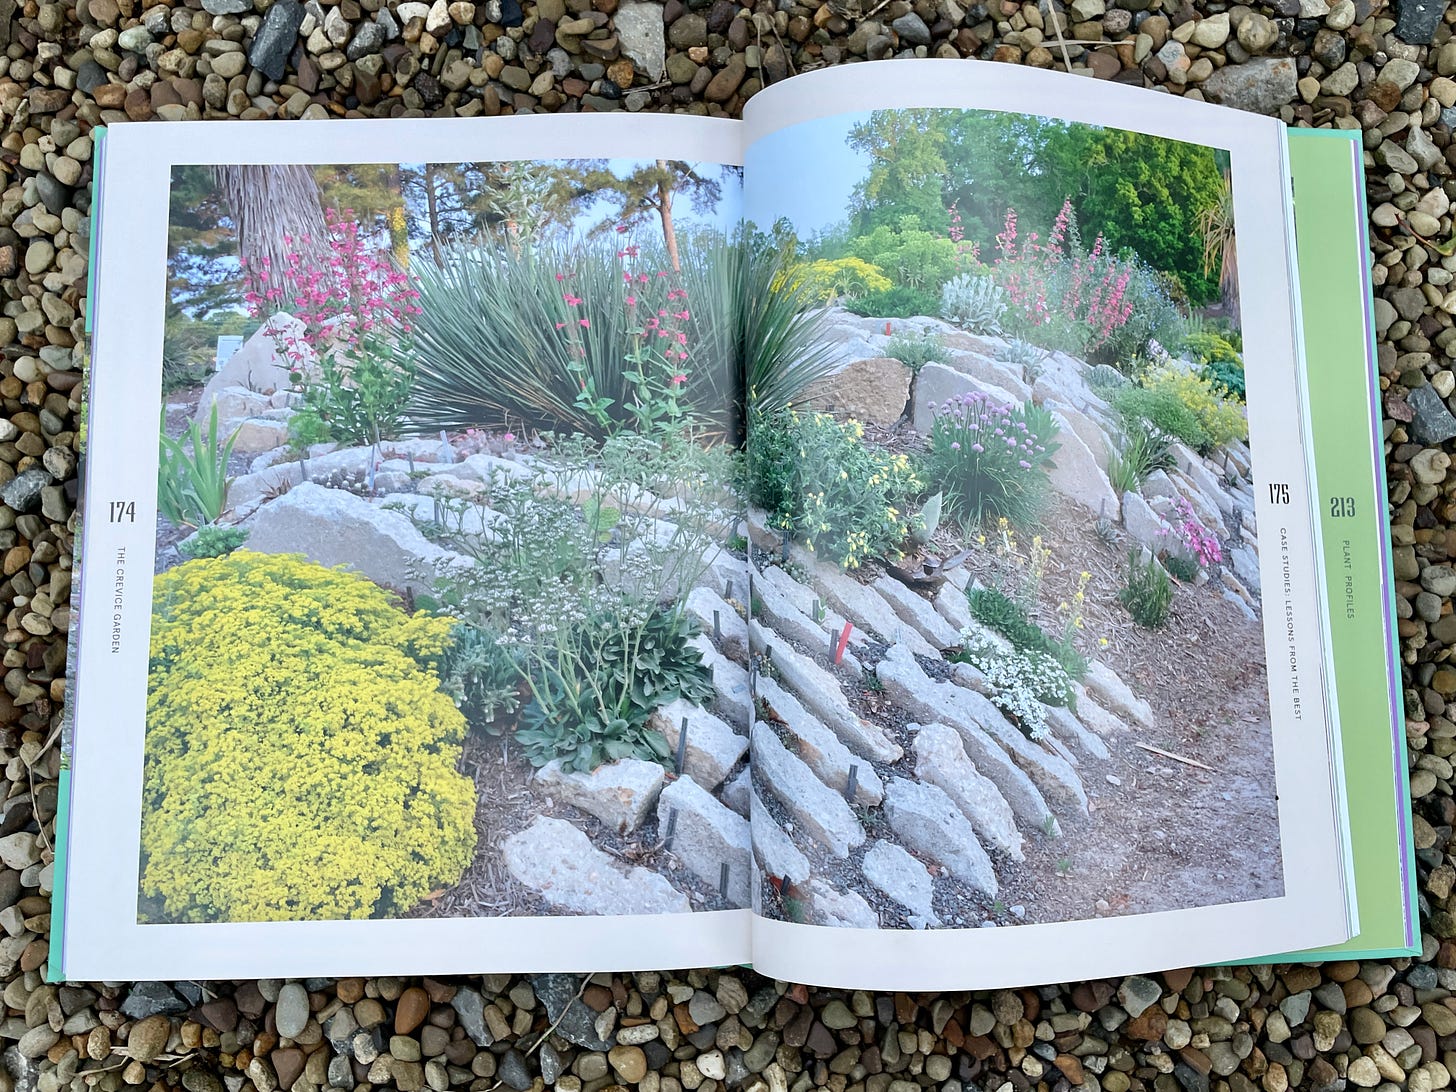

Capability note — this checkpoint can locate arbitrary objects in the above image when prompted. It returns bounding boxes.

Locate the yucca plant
[406,227,840,440]
[157,401,238,528]
[1105,422,1173,496]
[408,232,654,438]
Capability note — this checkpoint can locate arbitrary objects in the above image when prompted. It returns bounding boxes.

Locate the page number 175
[1268,483,1289,505]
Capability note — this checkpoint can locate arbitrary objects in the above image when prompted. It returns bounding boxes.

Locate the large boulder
[1121,490,1171,551]
[911,362,1023,434]
[245,481,463,594]
[196,313,313,426]
[501,816,690,915]
[940,347,1031,402]
[534,758,666,834]
[1047,412,1120,516]
[797,356,911,426]
[229,417,292,454]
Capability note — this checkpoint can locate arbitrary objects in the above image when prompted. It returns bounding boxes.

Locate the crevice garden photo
[147,112,1275,932]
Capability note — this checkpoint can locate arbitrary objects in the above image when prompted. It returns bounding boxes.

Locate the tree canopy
[818,108,1228,305]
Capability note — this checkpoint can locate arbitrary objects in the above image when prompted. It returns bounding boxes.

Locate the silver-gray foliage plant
[940,272,1007,335]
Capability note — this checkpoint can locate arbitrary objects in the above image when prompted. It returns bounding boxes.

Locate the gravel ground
[0,0,1452,1090]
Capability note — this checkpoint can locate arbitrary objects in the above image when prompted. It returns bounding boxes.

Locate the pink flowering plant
[562,246,695,439]
[923,391,1061,529]
[243,209,423,448]
[1157,497,1223,581]
[988,199,1137,359]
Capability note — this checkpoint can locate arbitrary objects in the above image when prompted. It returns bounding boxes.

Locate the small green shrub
[514,604,714,773]
[788,257,892,302]
[748,407,923,570]
[1162,553,1201,583]
[922,390,1060,529]
[883,331,943,372]
[1141,364,1247,450]
[1119,550,1173,628]
[157,401,238,529]
[996,338,1043,371]
[940,272,1006,335]
[1201,357,1246,401]
[1180,330,1241,365]
[438,622,524,734]
[421,434,730,771]
[1087,363,1131,392]
[846,219,960,292]
[141,552,477,923]
[1105,423,1173,496]
[176,525,248,559]
[1110,385,1211,453]
[843,284,942,320]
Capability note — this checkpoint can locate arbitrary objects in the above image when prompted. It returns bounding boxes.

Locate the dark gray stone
[346,20,386,59]
[450,987,492,1047]
[247,0,305,81]
[539,1044,562,1086]
[120,982,189,1019]
[891,11,931,42]
[33,173,68,216]
[1409,385,1456,443]
[530,974,611,1050]
[75,59,107,93]
[0,469,51,514]
[1396,0,1446,42]
[497,1050,533,1091]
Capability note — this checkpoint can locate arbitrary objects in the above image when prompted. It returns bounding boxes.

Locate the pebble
[275,982,310,1039]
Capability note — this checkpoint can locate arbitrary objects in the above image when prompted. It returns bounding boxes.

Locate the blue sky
[744,113,873,237]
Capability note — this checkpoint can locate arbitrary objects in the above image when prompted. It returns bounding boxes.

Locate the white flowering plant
[957,634,1076,741]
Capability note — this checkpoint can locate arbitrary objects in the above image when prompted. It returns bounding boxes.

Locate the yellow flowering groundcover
[140,551,477,923]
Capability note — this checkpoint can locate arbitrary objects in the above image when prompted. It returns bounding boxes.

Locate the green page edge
[46,124,105,983]
[1239,127,1417,964]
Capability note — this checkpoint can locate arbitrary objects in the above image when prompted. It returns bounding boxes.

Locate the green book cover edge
[1252,126,1417,963]
[47,124,104,983]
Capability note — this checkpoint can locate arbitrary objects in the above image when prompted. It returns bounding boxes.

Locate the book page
[737,60,1350,989]
[60,115,756,979]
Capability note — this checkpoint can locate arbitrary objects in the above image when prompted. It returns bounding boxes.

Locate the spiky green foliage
[407,230,837,438]
[1119,550,1173,628]
[158,401,238,529]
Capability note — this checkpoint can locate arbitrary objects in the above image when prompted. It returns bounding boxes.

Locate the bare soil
[408,731,738,920]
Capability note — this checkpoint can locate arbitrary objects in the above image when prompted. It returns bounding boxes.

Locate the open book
[52,60,1413,988]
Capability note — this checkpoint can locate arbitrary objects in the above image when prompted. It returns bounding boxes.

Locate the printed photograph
[740,108,1274,930]
[147,158,758,923]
